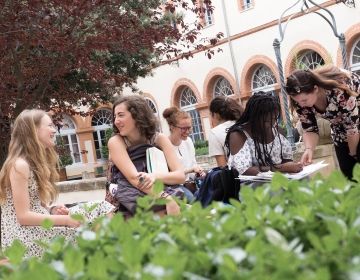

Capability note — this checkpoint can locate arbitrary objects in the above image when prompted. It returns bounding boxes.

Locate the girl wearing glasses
[286,65,360,179]
[163,107,205,201]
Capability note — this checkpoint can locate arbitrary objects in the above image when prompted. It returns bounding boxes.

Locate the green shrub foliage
[2,167,360,279]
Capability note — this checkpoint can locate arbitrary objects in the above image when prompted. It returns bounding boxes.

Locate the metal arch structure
[273,0,353,148]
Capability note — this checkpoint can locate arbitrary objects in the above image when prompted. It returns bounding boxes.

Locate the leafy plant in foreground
[2,167,360,279]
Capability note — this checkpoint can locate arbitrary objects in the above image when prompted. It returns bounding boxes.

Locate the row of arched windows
[58,40,360,165]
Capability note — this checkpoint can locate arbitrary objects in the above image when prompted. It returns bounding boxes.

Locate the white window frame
[350,38,360,74]
[92,109,112,161]
[242,0,253,10]
[180,87,204,142]
[251,65,276,94]
[56,115,82,165]
[298,51,325,70]
[213,77,234,97]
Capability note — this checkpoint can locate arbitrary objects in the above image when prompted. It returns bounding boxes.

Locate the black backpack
[195,167,240,207]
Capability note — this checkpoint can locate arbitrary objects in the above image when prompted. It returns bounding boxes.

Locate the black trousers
[334,142,360,180]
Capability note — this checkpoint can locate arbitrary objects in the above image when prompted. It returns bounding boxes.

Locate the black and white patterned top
[295,73,360,146]
[228,129,293,175]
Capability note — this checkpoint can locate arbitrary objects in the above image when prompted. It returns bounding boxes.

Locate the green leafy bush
[100,128,114,160]
[195,146,208,156]
[2,168,360,279]
[194,140,208,149]
[194,140,208,156]
[56,138,73,167]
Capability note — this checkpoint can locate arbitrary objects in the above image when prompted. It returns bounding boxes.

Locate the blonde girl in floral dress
[0,109,114,258]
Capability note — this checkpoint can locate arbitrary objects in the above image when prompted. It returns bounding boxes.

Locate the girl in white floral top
[225,92,303,176]
[286,65,360,179]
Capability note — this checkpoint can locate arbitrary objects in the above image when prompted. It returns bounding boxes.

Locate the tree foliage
[0,0,223,166]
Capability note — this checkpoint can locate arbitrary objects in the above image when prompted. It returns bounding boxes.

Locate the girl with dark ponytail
[208,96,243,167]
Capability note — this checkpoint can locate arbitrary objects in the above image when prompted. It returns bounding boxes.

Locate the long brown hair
[0,109,59,205]
[286,65,357,97]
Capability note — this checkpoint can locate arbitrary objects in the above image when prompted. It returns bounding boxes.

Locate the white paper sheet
[237,161,328,182]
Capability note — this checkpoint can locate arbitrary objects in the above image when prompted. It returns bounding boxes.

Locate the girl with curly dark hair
[108,95,185,216]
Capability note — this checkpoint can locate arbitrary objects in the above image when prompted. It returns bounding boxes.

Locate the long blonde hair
[0,109,59,205]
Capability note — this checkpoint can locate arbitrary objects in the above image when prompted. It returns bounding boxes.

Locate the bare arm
[300,132,319,165]
[302,131,319,150]
[108,135,143,189]
[215,155,227,167]
[10,158,79,227]
[347,133,359,156]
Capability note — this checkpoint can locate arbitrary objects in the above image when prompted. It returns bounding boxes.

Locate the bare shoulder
[229,130,246,143]
[11,158,30,179]
[108,134,126,148]
[154,133,171,147]
[229,130,247,155]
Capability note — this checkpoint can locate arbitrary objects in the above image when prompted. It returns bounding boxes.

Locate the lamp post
[273,0,352,148]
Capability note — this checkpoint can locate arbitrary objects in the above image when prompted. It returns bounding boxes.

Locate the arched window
[213,77,234,96]
[92,109,112,160]
[145,98,158,114]
[179,87,204,142]
[297,50,325,70]
[252,65,276,95]
[351,38,360,75]
[56,115,81,164]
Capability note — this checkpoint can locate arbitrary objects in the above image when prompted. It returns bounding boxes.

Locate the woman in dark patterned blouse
[286,65,360,179]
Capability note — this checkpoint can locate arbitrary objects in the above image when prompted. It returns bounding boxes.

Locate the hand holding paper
[238,161,328,182]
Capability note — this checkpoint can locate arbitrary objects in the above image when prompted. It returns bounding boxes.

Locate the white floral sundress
[1,172,114,258]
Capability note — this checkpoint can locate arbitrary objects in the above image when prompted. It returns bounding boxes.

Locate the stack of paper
[238,161,328,182]
[146,147,169,174]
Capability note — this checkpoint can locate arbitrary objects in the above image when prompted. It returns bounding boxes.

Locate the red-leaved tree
[0,0,223,166]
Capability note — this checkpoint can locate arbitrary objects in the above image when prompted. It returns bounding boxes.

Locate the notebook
[146,147,169,174]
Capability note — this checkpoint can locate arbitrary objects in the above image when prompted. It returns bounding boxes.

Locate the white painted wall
[122,0,360,139]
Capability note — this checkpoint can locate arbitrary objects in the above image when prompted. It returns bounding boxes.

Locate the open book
[238,160,328,182]
[146,147,169,174]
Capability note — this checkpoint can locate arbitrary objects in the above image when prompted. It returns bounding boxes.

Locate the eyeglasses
[174,126,192,132]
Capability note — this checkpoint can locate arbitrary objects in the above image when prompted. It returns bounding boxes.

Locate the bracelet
[49,206,56,215]
[305,147,313,151]
[160,192,170,199]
